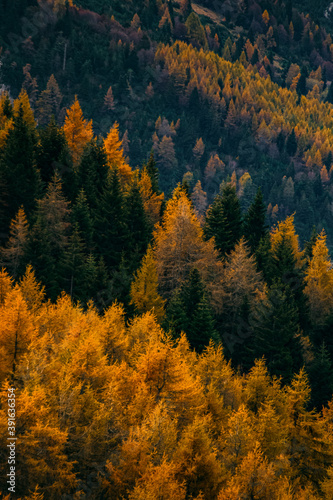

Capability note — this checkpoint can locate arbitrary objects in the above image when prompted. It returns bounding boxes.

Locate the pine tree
[165,268,218,352]
[252,280,302,382]
[124,176,151,272]
[36,117,72,186]
[243,187,268,253]
[144,150,160,194]
[308,342,333,410]
[27,174,71,299]
[1,103,41,227]
[76,139,109,211]
[71,189,94,252]
[94,168,127,270]
[204,184,242,256]
[286,128,297,156]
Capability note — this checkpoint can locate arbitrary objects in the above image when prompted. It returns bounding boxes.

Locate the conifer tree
[243,188,268,253]
[36,117,72,186]
[1,207,29,278]
[94,168,127,270]
[1,103,41,227]
[76,139,109,211]
[130,245,166,321]
[204,184,242,257]
[124,176,151,272]
[144,150,160,194]
[63,96,93,165]
[252,280,302,382]
[27,174,71,299]
[286,128,297,156]
[165,268,219,352]
[71,189,94,252]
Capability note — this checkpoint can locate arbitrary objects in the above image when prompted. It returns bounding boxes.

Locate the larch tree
[1,207,29,279]
[63,96,93,165]
[104,122,132,183]
[153,185,223,309]
[304,231,333,324]
[130,244,166,322]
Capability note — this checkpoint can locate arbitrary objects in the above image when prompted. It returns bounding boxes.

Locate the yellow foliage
[13,90,36,129]
[104,122,132,183]
[63,96,93,164]
[304,231,333,323]
[130,245,166,321]
[139,167,164,225]
[270,214,304,266]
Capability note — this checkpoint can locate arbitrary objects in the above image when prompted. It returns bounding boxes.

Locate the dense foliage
[1,0,333,498]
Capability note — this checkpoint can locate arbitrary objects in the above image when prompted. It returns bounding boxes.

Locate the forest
[1,0,333,498]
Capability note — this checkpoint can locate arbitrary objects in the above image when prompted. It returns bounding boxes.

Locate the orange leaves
[63,96,93,165]
[104,122,132,183]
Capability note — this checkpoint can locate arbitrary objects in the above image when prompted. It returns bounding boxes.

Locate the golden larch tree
[63,96,93,165]
[104,122,132,183]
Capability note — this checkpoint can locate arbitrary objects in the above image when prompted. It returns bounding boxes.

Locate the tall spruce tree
[94,168,128,270]
[165,268,218,352]
[1,104,41,228]
[204,184,242,256]
[243,188,268,253]
[252,280,303,382]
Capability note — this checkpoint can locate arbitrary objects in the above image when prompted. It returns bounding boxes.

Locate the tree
[71,189,94,251]
[1,207,29,278]
[124,175,151,272]
[104,122,132,183]
[252,280,302,382]
[0,103,40,228]
[144,150,160,194]
[204,184,242,257]
[130,245,166,321]
[94,168,127,270]
[185,12,207,48]
[36,117,72,186]
[165,268,218,352]
[63,96,93,165]
[27,174,71,299]
[304,231,333,325]
[153,185,222,307]
[0,285,35,382]
[286,128,297,156]
[36,74,63,125]
[76,139,109,211]
[243,187,268,253]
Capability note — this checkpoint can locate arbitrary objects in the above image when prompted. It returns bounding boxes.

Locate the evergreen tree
[1,104,41,228]
[308,342,333,410]
[124,176,151,272]
[76,140,109,211]
[36,117,72,187]
[286,128,297,156]
[204,184,242,256]
[27,174,71,300]
[243,188,268,253]
[252,280,302,382]
[71,189,94,252]
[144,150,160,194]
[165,268,218,352]
[94,169,127,270]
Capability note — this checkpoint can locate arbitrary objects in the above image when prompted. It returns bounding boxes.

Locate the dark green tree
[204,184,242,256]
[1,104,41,227]
[36,117,72,188]
[143,150,160,194]
[71,189,94,252]
[252,280,302,382]
[76,140,109,212]
[243,188,268,253]
[94,169,127,270]
[165,268,218,352]
[286,128,297,156]
[308,343,333,410]
[124,177,151,272]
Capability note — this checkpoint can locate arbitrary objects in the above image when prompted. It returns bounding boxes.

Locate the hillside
[2,0,333,499]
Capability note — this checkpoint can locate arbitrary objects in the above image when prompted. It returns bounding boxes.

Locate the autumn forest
[2,0,333,498]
